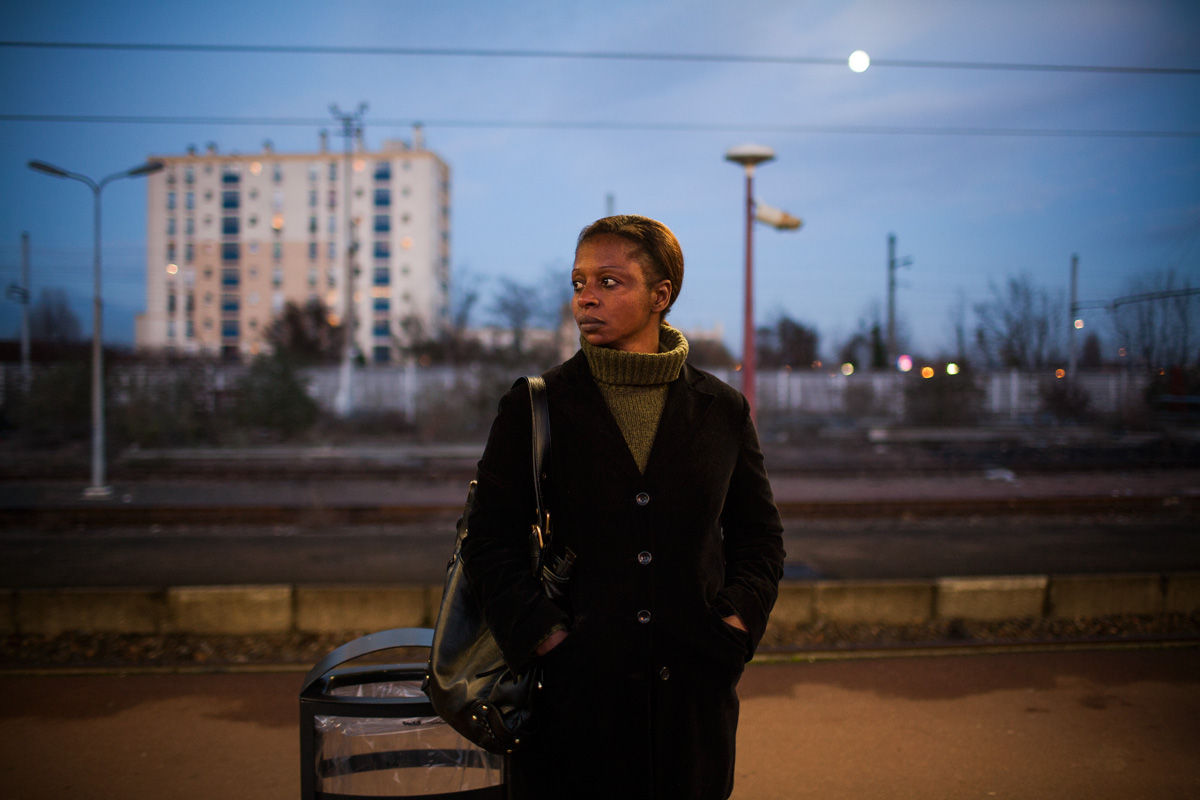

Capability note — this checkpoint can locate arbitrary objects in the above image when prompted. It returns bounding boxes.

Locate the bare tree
[488,277,539,356]
[263,298,343,363]
[29,288,81,343]
[973,275,1065,369]
[1110,269,1198,370]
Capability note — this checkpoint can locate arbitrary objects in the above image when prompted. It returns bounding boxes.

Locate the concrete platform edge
[4,573,1199,635]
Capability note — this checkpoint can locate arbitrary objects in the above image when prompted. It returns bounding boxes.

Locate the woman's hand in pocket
[721,614,747,632]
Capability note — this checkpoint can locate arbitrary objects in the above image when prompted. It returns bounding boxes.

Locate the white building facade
[136,130,451,363]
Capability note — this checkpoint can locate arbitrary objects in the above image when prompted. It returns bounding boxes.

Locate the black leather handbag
[425,375,572,755]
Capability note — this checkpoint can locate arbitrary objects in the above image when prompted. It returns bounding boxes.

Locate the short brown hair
[576,215,684,313]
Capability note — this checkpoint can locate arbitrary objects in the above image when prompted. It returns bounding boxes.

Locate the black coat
[462,351,785,799]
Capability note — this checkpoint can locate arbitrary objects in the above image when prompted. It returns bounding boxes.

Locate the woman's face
[572,234,671,353]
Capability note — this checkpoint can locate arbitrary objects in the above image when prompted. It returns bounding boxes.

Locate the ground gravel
[3,614,1198,670]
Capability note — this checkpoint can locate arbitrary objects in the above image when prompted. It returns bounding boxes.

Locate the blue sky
[1,0,1197,360]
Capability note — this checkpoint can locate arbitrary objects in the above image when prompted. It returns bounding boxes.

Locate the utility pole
[331,102,367,418]
[18,232,31,384]
[886,233,912,369]
[1068,253,1079,376]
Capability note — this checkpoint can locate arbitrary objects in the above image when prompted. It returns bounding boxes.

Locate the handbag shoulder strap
[525,375,550,525]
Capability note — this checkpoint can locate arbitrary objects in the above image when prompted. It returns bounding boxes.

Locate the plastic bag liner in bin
[300,627,505,800]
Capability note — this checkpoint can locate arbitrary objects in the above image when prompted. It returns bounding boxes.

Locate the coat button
[635,492,650,506]
[637,551,652,565]
[659,666,670,680]
[637,610,652,624]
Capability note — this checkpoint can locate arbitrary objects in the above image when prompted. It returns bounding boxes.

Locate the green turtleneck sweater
[581,324,690,474]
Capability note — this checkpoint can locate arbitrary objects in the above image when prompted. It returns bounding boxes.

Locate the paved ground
[1,646,1196,799]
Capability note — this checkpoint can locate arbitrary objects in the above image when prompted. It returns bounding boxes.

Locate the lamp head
[725,144,775,168]
[28,160,70,178]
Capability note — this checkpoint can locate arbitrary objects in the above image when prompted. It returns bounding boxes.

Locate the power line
[1,40,1197,75]
[1,113,1196,139]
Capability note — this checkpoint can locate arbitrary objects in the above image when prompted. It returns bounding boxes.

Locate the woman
[462,215,785,799]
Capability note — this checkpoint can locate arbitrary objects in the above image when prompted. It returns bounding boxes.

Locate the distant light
[166,263,178,274]
[327,312,341,326]
[921,366,935,379]
[946,363,959,375]
[353,159,366,172]
[841,363,855,376]
[249,161,262,176]
[849,50,871,73]
[1118,347,1127,357]
[897,354,913,372]
[734,364,742,371]
[401,236,413,249]
[811,360,822,369]
[1055,368,1066,378]
[1074,319,1084,329]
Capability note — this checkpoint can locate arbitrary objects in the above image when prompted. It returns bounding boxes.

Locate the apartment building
[135,128,450,362]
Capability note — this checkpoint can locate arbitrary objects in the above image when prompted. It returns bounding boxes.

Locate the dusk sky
[1,0,1197,361]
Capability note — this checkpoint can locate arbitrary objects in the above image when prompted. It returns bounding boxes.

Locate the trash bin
[300,627,505,799]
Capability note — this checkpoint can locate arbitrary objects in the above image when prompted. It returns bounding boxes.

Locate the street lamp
[28,158,164,498]
[725,143,776,421]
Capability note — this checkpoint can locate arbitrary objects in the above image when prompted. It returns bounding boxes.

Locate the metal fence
[0,361,1151,426]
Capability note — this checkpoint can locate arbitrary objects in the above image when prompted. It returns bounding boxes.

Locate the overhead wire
[1,113,1196,139]
[1,40,1197,75]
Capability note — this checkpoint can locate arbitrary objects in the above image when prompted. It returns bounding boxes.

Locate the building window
[167,293,176,314]
[167,192,176,210]
[272,242,282,261]
[222,216,239,236]
[328,242,337,260]
[185,243,194,263]
[186,292,195,313]
[374,161,391,181]
[185,167,195,184]
[167,320,175,339]
[185,319,194,338]
[222,243,240,262]
[329,162,337,181]
[186,192,195,210]
[222,191,239,210]
[308,267,318,287]
[186,218,195,236]
[222,169,240,184]
[373,241,390,260]
[374,188,391,207]
[272,164,282,183]
[308,216,318,234]
[272,267,282,287]
[221,293,239,313]
[221,319,239,338]
[167,243,176,262]
[272,190,283,211]
[308,242,318,260]
[373,267,390,286]
[329,216,337,234]
[221,268,239,287]
[328,190,337,209]
[373,297,390,312]
[373,345,391,364]
[373,319,390,337]
[167,218,176,236]
[374,214,390,233]
[248,241,259,255]
[309,190,317,207]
